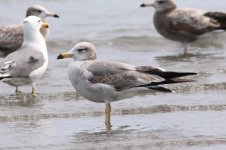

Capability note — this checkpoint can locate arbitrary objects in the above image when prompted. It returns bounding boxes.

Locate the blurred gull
[0,16,49,96]
[57,42,196,131]
[141,0,226,54]
[0,5,59,57]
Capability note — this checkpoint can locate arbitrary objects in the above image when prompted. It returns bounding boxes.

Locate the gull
[0,16,49,96]
[0,5,59,57]
[57,42,196,131]
[141,0,226,54]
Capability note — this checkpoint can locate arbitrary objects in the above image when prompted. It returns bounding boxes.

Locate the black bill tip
[53,14,60,18]
[140,3,146,7]
[57,54,63,60]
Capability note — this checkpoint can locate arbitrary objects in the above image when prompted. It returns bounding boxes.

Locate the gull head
[22,16,49,32]
[140,0,176,12]
[57,42,97,61]
[26,5,60,20]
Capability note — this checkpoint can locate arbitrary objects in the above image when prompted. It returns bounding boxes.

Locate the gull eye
[37,10,42,13]
[158,0,165,4]
[78,48,87,53]
[38,20,41,22]
[23,20,29,24]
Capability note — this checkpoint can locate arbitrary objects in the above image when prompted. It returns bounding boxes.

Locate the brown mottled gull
[141,0,226,53]
[57,42,196,132]
[0,5,59,57]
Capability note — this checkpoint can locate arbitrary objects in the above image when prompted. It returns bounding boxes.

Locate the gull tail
[0,60,15,80]
[204,12,226,29]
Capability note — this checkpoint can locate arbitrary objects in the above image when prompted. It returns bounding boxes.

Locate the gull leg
[15,86,19,94]
[15,87,22,95]
[105,103,112,132]
[31,87,37,97]
[184,46,188,55]
[31,83,37,97]
[182,42,189,55]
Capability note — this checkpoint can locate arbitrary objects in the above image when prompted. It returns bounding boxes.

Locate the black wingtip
[186,72,197,75]
[204,12,226,29]
[178,72,197,77]
[57,54,63,60]
[157,71,197,79]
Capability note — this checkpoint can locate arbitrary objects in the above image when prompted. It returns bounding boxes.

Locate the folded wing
[0,24,23,57]
[87,61,165,91]
[168,8,221,35]
[0,47,44,79]
[86,61,196,92]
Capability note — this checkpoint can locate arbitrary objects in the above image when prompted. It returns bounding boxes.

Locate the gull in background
[57,42,197,131]
[0,5,59,57]
[0,16,49,96]
[141,0,226,54]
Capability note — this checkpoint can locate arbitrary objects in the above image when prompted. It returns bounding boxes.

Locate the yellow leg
[31,87,37,97]
[105,103,112,132]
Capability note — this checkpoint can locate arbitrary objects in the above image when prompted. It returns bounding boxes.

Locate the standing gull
[57,42,196,131]
[0,5,59,57]
[141,0,226,54]
[0,16,49,96]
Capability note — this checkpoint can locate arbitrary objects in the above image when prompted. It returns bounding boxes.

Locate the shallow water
[0,0,226,149]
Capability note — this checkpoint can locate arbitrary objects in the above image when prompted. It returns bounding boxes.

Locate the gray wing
[87,61,164,91]
[0,46,45,78]
[168,8,220,35]
[0,24,23,57]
